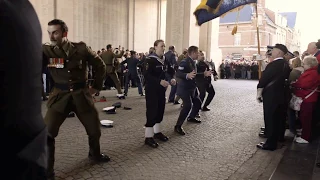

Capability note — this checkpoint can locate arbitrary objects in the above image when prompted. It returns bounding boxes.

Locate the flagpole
[255,3,262,79]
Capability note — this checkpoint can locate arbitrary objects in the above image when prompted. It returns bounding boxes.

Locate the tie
[192,60,197,73]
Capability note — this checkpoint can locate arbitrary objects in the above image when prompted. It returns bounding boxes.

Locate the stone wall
[29,0,160,52]
[29,0,221,58]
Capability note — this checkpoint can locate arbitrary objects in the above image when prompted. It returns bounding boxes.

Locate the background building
[218,0,300,60]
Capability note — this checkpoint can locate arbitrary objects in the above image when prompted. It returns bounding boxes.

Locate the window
[234,33,241,46]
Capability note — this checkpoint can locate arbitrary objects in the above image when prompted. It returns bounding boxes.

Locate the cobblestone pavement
[41,79,287,180]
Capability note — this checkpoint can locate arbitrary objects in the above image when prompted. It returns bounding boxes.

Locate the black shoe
[42,97,48,101]
[187,117,201,123]
[174,125,186,135]
[202,107,210,111]
[256,142,276,151]
[140,93,145,96]
[260,127,265,131]
[173,101,181,105]
[123,106,132,110]
[168,100,174,103]
[124,93,128,96]
[195,114,201,118]
[154,132,169,142]
[259,131,267,138]
[88,153,111,162]
[145,137,159,148]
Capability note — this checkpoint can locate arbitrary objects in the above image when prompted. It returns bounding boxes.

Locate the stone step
[270,135,320,180]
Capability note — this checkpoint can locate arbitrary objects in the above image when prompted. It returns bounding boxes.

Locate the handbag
[289,88,317,111]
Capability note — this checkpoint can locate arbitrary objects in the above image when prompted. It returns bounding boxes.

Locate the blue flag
[194,0,258,26]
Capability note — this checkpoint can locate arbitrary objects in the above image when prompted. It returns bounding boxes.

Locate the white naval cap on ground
[102,106,116,114]
[100,120,114,128]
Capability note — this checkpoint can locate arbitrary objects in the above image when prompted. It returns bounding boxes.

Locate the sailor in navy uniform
[144,40,176,148]
[174,46,212,135]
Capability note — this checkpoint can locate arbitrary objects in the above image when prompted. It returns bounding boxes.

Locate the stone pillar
[127,0,135,50]
[159,0,167,40]
[165,0,200,53]
[56,0,74,41]
[29,0,55,43]
[134,0,158,52]
[199,18,222,70]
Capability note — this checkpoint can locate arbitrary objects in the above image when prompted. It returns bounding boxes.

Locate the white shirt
[273,57,283,61]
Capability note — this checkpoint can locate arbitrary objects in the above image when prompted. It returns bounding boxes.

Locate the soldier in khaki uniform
[43,19,109,180]
[100,44,125,97]
[177,49,188,64]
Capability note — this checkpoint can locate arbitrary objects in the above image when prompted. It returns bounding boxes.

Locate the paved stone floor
[42,79,287,180]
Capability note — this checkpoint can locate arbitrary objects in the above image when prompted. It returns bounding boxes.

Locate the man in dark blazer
[256,44,291,151]
[1,0,47,178]
[174,46,211,135]
[165,46,179,103]
[121,50,144,96]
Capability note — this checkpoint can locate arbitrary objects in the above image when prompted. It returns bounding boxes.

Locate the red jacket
[292,66,320,102]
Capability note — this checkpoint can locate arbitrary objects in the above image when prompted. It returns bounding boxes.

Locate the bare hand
[170,79,176,86]
[187,70,196,79]
[89,87,98,95]
[160,80,170,87]
[204,70,212,77]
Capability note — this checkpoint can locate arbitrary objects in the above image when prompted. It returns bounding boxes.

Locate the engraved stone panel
[30,0,128,50]
[134,0,158,52]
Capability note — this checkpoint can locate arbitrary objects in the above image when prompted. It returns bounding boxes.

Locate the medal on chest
[48,58,64,68]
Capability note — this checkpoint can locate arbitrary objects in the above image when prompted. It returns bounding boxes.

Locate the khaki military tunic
[42,41,106,175]
[43,41,106,113]
[100,50,124,94]
[100,50,124,73]
[178,54,186,65]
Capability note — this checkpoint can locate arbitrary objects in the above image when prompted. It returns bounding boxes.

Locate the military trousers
[145,84,166,127]
[263,101,286,148]
[124,73,143,95]
[106,73,122,94]
[197,82,215,108]
[44,97,101,175]
[176,89,202,126]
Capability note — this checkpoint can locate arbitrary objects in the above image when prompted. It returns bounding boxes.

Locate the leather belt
[55,82,87,92]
